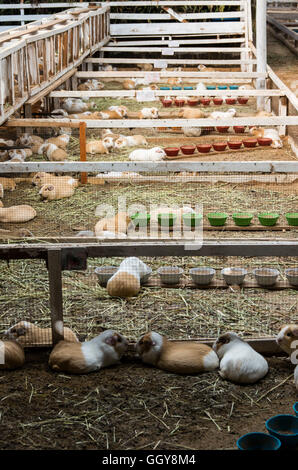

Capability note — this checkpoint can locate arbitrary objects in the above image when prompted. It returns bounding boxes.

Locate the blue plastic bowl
[160,86,170,90]
[172,86,181,90]
[207,85,216,90]
[293,403,298,416]
[218,85,228,90]
[223,18,240,22]
[237,432,281,451]
[229,85,239,90]
[265,414,298,448]
[184,86,193,90]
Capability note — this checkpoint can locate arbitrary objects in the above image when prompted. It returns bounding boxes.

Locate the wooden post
[256,0,267,110]
[47,249,64,346]
[278,95,288,136]
[79,121,87,184]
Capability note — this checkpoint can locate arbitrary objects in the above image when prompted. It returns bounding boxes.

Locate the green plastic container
[232,212,254,227]
[207,212,229,226]
[131,212,151,227]
[258,212,279,226]
[183,213,203,227]
[285,213,298,226]
[158,213,177,227]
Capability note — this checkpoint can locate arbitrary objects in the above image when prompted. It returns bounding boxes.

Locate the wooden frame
[267,2,298,57]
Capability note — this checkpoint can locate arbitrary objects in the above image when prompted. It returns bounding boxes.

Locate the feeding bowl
[172,86,182,90]
[201,98,211,106]
[217,126,230,133]
[228,140,242,150]
[293,403,298,416]
[233,212,254,226]
[257,137,272,146]
[164,147,180,157]
[189,267,216,286]
[131,212,151,227]
[182,213,203,227]
[218,85,227,90]
[184,86,193,90]
[140,267,152,285]
[221,267,247,285]
[213,142,227,152]
[285,268,298,287]
[238,97,249,105]
[95,266,118,286]
[229,85,239,90]
[233,126,245,133]
[225,98,237,105]
[162,99,172,107]
[243,139,258,148]
[175,99,185,107]
[258,212,280,226]
[197,144,212,154]
[265,414,298,448]
[160,86,170,90]
[236,432,281,451]
[206,85,216,90]
[252,267,280,287]
[157,213,177,227]
[213,98,223,106]
[207,212,228,226]
[157,266,184,285]
[187,99,200,106]
[181,145,196,155]
[285,212,298,226]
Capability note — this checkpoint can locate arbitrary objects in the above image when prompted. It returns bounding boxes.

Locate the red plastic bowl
[197,144,212,154]
[213,142,227,152]
[162,99,172,107]
[187,99,200,106]
[233,126,245,133]
[225,98,237,105]
[238,97,249,105]
[213,98,223,106]
[243,139,258,148]
[164,147,180,157]
[201,98,211,106]
[180,145,196,155]
[257,137,273,146]
[175,99,185,107]
[217,126,229,133]
[228,141,242,150]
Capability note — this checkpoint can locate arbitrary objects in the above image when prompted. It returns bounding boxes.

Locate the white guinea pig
[136,331,219,374]
[129,147,165,162]
[213,332,268,384]
[138,107,159,119]
[48,329,128,374]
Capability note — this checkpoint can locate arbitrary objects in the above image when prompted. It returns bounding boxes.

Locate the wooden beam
[26,68,77,105]
[256,0,267,110]
[47,248,64,346]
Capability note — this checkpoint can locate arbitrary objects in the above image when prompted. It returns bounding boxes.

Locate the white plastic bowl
[221,267,247,285]
[190,267,215,285]
[157,266,184,284]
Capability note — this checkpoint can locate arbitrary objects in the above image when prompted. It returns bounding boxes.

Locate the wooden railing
[0,3,110,126]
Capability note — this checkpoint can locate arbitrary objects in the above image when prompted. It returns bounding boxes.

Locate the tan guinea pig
[0,177,16,191]
[48,329,128,374]
[136,331,219,374]
[177,107,207,119]
[0,340,25,370]
[94,212,131,236]
[86,140,110,155]
[0,205,36,223]
[276,324,298,356]
[39,183,75,201]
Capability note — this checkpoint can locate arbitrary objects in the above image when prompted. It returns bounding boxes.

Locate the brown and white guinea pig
[39,183,75,201]
[0,177,16,191]
[32,172,79,188]
[86,139,110,155]
[114,135,148,149]
[177,107,207,119]
[0,340,25,370]
[167,77,182,87]
[40,143,67,162]
[138,107,159,119]
[107,257,150,298]
[123,79,137,90]
[276,324,298,356]
[5,320,78,346]
[48,329,128,374]
[46,134,70,149]
[99,109,126,120]
[137,63,153,71]
[249,127,283,148]
[108,105,128,118]
[136,331,219,374]
[0,205,36,223]
[94,212,131,237]
[16,133,44,147]
[213,332,269,384]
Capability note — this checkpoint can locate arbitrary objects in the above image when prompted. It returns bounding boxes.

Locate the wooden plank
[76,71,266,78]
[0,160,297,174]
[50,89,285,97]
[110,22,245,36]
[85,58,255,65]
[47,248,64,346]
[27,68,77,105]
[101,46,248,53]
[110,12,245,20]
[106,38,247,46]
[107,1,246,5]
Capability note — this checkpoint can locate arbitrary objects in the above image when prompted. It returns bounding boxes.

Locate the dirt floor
[0,32,298,451]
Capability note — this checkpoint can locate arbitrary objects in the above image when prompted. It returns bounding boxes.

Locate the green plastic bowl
[158,213,177,227]
[233,212,254,227]
[207,212,229,226]
[131,212,151,227]
[182,213,203,227]
[258,212,279,226]
[285,213,298,226]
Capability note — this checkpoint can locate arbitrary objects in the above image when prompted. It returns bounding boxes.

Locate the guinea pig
[32,172,78,188]
[123,79,137,90]
[276,324,298,356]
[46,134,70,149]
[108,105,128,118]
[94,212,131,237]
[39,183,75,201]
[0,340,25,370]
[0,177,16,191]
[128,147,165,161]
[107,257,150,298]
[0,205,36,223]
[177,108,207,119]
[138,107,159,119]
[5,320,78,345]
[48,329,128,374]
[209,108,237,120]
[40,143,67,161]
[213,332,268,384]
[136,331,219,374]
[86,140,110,154]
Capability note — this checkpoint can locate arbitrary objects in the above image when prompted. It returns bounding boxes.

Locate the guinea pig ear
[47,185,54,191]
[105,333,118,346]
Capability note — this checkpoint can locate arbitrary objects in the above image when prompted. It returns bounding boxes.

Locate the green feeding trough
[131,212,151,227]
[158,213,177,227]
[233,212,254,227]
[258,212,280,226]
[182,213,203,227]
[285,213,298,226]
[207,212,228,226]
